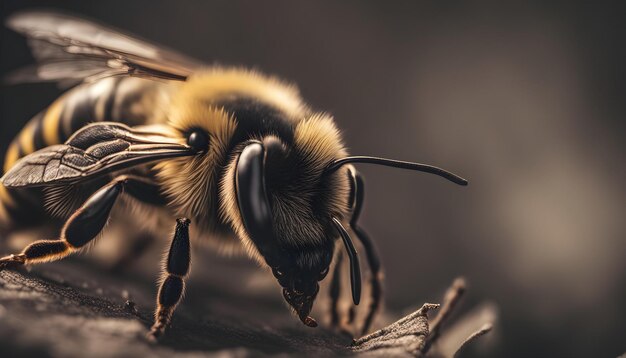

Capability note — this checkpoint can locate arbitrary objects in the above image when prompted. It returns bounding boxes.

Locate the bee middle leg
[148,217,191,341]
[0,175,165,270]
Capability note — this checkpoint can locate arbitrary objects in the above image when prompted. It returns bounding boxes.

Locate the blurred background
[1,1,624,357]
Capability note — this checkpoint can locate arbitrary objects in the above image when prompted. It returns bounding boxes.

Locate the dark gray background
[1,1,625,357]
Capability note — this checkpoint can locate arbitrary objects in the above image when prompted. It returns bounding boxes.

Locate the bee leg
[328,249,343,328]
[0,175,163,270]
[328,241,361,337]
[350,171,383,336]
[148,218,191,341]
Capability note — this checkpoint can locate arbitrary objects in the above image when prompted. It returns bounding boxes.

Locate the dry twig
[453,323,493,358]
[422,277,467,354]
[351,303,439,356]
[351,277,494,357]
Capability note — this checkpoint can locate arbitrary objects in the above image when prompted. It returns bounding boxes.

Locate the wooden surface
[0,252,440,357]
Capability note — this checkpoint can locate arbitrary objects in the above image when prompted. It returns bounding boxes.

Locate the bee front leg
[148,218,191,341]
[350,171,383,336]
[328,247,361,337]
[0,175,163,270]
[327,170,383,337]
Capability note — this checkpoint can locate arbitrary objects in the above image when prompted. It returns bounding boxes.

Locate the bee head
[231,130,348,327]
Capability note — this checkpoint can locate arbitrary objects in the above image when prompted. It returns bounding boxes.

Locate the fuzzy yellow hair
[179,67,307,120]
[219,114,351,264]
[154,103,236,227]
[155,68,351,264]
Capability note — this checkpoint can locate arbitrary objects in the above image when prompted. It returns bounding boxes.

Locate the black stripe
[69,89,97,133]
[32,112,45,150]
[216,97,296,149]
[112,81,144,125]
[103,77,122,121]
[57,89,97,142]
[15,139,24,160]
[57,99,69,143]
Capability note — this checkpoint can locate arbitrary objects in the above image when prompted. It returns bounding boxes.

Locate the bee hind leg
[0,175,164,270]
[148,218,192,341]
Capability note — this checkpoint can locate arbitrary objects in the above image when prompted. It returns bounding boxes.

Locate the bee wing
[5,10,203,86]
[1,122,196,188]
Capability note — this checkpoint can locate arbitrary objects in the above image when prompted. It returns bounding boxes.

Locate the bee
[0,11,467,339]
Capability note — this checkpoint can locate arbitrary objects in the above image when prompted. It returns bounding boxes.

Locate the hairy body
[0,10,466,339]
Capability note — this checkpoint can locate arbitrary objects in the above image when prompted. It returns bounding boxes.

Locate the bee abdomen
[0,103,65,230]
[1,77,167,230]
[3,78,125,171]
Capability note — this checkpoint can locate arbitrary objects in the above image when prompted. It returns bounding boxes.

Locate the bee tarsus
[0,254,26,270]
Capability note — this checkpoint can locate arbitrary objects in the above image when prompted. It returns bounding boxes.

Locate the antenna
[326,156,468,186]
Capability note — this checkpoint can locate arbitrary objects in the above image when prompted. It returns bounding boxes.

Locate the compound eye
[187,129,209,151]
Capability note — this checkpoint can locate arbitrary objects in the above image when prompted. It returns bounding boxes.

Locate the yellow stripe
[18,121,36,156]
[3,142,20,173]
[43,99,64,145]
[0,184,15,208]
